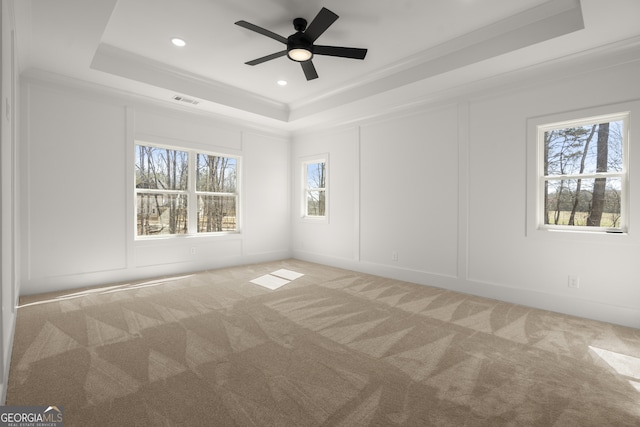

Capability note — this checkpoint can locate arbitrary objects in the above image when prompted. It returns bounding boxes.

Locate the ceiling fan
[235,7,368,81]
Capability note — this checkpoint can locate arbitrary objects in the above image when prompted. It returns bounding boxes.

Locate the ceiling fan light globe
[288,48,312,62]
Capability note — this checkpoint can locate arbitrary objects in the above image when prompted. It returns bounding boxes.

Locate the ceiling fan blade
[235,20,287,44]
[301,60,318,81]
[245,50,287,66]
[303,7,338,42]
[314,45,368,60]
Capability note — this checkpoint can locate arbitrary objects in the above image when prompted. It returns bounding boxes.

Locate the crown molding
[290,34,640,135]
[20,68,291,138]
[288,0,584,121]
[90,44,290,122]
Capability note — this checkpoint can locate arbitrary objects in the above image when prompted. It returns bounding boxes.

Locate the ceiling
[12,0,640,130]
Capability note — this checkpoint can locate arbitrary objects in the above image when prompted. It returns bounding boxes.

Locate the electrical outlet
[391,251,398,261]
[568,275,580,289]
[190,247,197,255]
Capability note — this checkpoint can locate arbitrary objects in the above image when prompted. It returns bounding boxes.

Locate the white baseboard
[293,250,640,329]
[20,250,292,296]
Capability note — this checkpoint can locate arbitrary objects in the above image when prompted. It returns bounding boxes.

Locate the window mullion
[196,191,236,197]
[135,189,187,195]
[188,150,197,234]
[544,172,624,180]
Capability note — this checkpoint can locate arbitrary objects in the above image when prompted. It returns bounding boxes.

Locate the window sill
[540,225,626,234]
[135,232,241,242]
[300,215,329,224]
[527,226,631,242]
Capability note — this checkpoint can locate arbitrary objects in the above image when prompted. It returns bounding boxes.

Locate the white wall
[1,0,20,402]
[292,127,359,260]
[292,53,640,328]
[20,74,291,295]
[360,106,460,278]
[0,0,20,402]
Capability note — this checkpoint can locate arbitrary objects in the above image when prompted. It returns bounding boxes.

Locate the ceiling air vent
[172,95,200,105]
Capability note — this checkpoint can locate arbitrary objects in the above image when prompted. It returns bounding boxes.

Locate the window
[196,153,238,233]
[136,145,189,235]
[302,157,327,218]
[135,143,239,237]
[534,112,628,233]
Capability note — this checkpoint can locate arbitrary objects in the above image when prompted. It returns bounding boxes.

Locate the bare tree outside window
[135,143,240,237]
[196,154,237,232]
[304,161,326,217]
[542,117,625,229]
[136,145,189,235]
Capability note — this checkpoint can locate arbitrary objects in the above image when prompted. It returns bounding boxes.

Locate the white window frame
[135,140,241,239]
[301,155,329,222]
[526,101,637,239]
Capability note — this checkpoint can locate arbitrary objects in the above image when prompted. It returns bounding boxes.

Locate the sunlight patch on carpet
[250,269,304,290]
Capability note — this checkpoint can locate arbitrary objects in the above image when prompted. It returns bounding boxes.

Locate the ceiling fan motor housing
[287,18,313,62]
[287,32,313,62]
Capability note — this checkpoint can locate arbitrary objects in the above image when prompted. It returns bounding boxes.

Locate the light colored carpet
[6,259,640,426]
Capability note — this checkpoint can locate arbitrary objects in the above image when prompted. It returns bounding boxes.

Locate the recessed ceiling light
[277,80,287,86]
[171,38,186,47]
